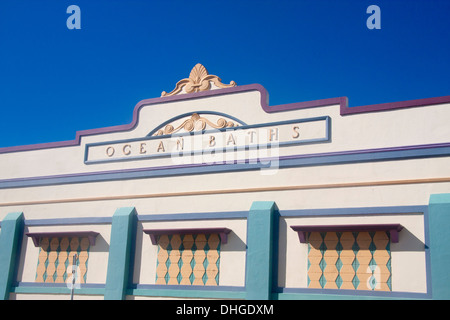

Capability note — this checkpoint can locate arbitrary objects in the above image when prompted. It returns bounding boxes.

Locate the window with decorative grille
[307,231,391,291]
[155,233,221,286]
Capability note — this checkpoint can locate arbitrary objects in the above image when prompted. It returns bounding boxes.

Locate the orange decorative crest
[161,63,236,97]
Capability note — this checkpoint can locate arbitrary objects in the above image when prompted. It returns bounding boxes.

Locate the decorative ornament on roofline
[161,63,237,97]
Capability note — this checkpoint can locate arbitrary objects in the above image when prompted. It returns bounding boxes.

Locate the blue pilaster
[245,201,279,300]
[104,207,137,300]
[429,193,450,299]
[0,212,24,300]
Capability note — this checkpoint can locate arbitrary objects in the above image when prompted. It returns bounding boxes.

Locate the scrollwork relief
[161,63,236,97]
[153,113,237,136]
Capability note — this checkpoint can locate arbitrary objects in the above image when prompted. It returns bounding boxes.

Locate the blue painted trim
[104,207,137,300]
[1,142,449,190]
[428,193,450,299]
[13,281,105,289]
[137,211,248,222]
[0,212,24,300]
[423,205,432,297]
[279,205,428,217]
[84,115,330,165]
[128,284,246,299]
[274,287,430,300]
[146,111,248,137]
[16,211,246,228]
[11,282,105,296]
[246,201,279,300]
[24,216,112,226]
[131,283,245,291]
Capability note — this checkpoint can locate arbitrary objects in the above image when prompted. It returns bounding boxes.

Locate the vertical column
[429,194,450,299]
[245,201,278,300]
[105,207,137,300]
[0,212,24,300]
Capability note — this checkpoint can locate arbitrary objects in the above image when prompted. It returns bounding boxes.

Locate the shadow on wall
[305,228,425,252]
[393,228,427,252]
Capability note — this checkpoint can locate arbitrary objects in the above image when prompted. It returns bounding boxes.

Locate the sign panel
[85,116,330,165]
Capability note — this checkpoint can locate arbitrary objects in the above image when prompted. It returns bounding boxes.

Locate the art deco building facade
[0,64,449,299]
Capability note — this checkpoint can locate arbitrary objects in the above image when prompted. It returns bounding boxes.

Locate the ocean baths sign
[84,115,330,166]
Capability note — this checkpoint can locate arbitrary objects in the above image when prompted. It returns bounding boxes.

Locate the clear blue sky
[0,0,449,148]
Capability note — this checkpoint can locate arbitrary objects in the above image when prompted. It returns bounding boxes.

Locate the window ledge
[26,231,100,247]
[290,224,404,243]
[143,228,232,245]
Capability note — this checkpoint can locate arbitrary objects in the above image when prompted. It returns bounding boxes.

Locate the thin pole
[70,254,77,300]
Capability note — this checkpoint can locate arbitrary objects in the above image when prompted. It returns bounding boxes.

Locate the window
[144,228,231,286]
[307,231,391,291]
[35,236,90,283]
[26,231,99,284]
[155,233,220,285]
[291,224,402,292]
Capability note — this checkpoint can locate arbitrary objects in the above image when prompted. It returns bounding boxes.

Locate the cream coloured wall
[1,156,450,221]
